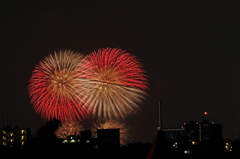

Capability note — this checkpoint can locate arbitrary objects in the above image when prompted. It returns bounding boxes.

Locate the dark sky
[1,0,240,143]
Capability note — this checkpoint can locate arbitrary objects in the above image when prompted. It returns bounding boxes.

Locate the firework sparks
[92,120,132,146]
[79,48,148,120]
[55,121,84,139]
[28,50,89,122]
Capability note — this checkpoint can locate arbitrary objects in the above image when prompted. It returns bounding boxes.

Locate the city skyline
[1,0,240,143]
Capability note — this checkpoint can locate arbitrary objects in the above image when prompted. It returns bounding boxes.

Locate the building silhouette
[146,116,226,158]
[181,118,224,155]
[0,125,31,148]
[97,129,120,150]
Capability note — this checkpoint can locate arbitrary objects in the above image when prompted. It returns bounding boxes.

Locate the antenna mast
[158,101,162,131]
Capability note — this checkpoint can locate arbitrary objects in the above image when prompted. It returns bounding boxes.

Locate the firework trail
[54,120,84,139]
[28,50,89,122]
[79,48,148,120]
[92,120,132,146]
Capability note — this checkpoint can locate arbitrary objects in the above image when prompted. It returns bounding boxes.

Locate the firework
[79,48,148,120]
[55,120,84,139]
[28,50,89,122]
[92,120,132,146]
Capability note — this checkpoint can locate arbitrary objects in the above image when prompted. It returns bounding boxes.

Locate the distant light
[204,112,208,115]
[173,142,177,147]
[184,150,191,154]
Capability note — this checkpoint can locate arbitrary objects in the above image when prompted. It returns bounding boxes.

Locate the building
[185,118,222,142]
[0,125,31,148]
[162,128,186,142]
[61,130,92,144]
[183,118,224,154]
[97,129,120,150]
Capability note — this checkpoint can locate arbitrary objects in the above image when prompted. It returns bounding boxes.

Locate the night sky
[1,0,240,143]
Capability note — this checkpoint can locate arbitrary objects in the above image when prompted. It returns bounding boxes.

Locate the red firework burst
[79,48,148,120]
[28,50,89,122]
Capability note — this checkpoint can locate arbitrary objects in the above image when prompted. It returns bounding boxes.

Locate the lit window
[173,142,177,147]
[184,150,191,154]
[192,141,196,145]
[21,142,24,145]
[3,142,6,146]
[2,130,6,134]
[21,130,26,134]
[2,136,6,140]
